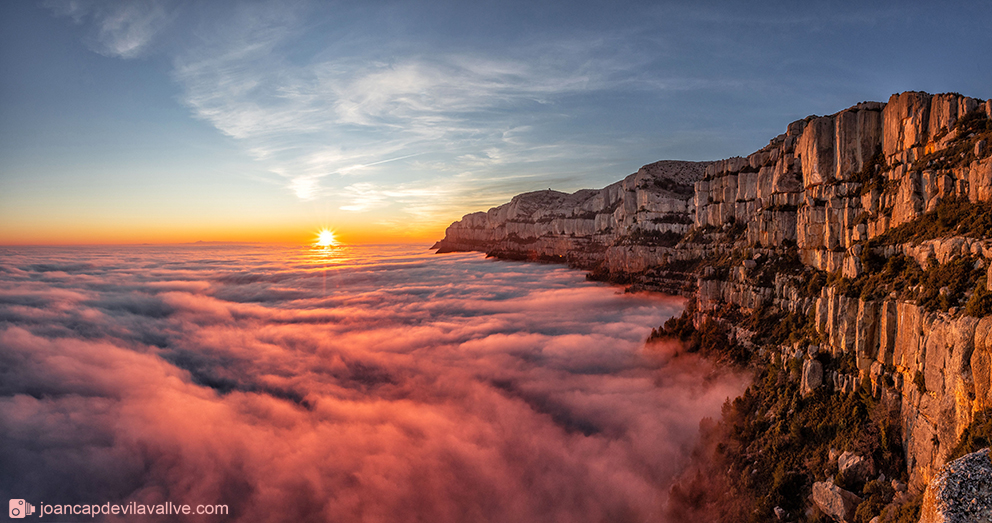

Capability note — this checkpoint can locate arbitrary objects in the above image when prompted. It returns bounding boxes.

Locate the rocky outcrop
[434,91,992,502]
[801,358,824,395]
[918,448,992,523]
[792,92,990,274]
[813,480,864,523]
[838,451,875,484]
[439,92,991,279]
[808,287,990,489]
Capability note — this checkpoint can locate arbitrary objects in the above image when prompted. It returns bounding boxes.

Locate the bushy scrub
[658,315,907,522]
[831,252,986,313]
[966,280,992,317]
[870,197,992,245]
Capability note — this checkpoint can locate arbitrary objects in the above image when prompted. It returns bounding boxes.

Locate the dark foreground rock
[919,448,992,523]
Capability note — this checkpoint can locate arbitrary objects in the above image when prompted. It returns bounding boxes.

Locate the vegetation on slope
[910,109,992,172]
[653,303,910,522]
[869,197,992,246]
[828,252,987,312]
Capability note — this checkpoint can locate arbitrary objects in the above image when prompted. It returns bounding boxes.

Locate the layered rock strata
[434,92,992,503]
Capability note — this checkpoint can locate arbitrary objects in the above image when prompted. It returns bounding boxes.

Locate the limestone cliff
[435,91,992,520]
[433,160,710,270]
[691,91,992,494]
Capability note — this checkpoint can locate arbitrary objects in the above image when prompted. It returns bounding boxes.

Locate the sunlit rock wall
[434,91,992,490]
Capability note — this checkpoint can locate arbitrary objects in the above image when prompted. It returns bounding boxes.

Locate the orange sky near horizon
[0,219,448,246]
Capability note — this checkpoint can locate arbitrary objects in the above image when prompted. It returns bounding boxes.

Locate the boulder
[801,359,824,396]
[918,448,992,523]
[838,451,875,484]
[812,481,863,523]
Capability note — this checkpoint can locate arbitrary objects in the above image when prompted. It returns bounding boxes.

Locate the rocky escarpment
[690,92,992,494]
[432,160,713,292]
[435,91,992,522]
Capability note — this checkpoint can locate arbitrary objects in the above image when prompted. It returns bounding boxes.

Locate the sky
[1,0,991,245]
[0,244,748,521]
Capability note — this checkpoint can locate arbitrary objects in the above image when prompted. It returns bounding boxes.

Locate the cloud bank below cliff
[0,244,748,522]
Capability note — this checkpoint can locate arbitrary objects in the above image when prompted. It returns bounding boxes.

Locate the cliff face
[433,160,711,279]
[694,92,992,494]
[434,92,992,498]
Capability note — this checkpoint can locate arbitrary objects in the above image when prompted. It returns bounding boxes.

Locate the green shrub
[870,197,992,245]
[850,253,924,301]
[651,214,694,225]
[855,479,895,523]
[879,491,922,523]
[805,270,828,298]
[833,252,985,313]
[915,256,984,311]
[966,278,992,318]
[614,229,684,247]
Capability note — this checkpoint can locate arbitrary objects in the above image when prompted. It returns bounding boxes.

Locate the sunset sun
[315,229,338,247]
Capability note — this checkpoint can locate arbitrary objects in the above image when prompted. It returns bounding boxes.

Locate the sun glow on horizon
[314,229,339,247]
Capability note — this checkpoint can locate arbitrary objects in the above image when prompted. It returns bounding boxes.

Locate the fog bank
[0,244,748,522]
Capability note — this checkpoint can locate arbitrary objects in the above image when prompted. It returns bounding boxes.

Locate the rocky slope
[434,91,992,522]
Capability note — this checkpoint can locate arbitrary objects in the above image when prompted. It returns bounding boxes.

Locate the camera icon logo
[9,499,36,518]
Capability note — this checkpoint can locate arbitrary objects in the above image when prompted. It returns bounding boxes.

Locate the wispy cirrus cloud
[41,0,812,233]
[46,0,653,224]
[172,35,642,205]
[44,0,179,58]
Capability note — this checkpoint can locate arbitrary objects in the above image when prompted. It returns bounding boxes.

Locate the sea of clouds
[0,244,748,522]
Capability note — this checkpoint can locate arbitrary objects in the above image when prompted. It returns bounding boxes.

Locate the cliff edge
[435,91,992,522]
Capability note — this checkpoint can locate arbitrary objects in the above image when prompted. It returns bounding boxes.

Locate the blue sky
[1,0,990,243]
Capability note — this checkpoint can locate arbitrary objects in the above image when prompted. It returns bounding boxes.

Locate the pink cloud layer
[0,245,749,522]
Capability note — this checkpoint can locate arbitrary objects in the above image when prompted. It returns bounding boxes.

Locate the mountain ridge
[434,91,992,522]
